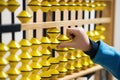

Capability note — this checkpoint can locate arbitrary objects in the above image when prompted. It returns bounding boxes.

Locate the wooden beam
[58,65,103,80]
[21,17,111,30]
[103,0,115,46]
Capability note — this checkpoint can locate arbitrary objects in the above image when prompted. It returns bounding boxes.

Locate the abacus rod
[88,11,91,31]
[88,0,92,31]
[33,12,37,22]
[33,29,36,38]
[43,12,47,22]
[11,12,15,24]
[82,11,85,19]
[23,0,26,10]
[94,10,97,30]
[75,11,78,27]
[33,12,37,38]
[75,11,78,20]
[12,32,15,40]
[43,12,47,37]
[0,12,2,42]
[95,11,97,20]
[43,28,47,37]
[11,12,15,40]
[99,10,103,18]
[82,10,85,28]
[52,49,55,57]
[22,0,26,39]
[68,10,71,28]
[99,10,103,25]
[22,31,26,39]
[68,26,71,28]
[68,10,71,21]
[61,11,64,21]
[60,11,64,34]
[23,30,26,39]
[52,11,56,21]
[60,27,64,35]
[52,10,57,57]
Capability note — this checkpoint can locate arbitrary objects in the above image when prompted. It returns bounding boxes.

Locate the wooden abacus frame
[25,0,116,79]
[0,0,115,80]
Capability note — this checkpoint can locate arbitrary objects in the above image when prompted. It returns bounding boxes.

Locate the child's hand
[57,27,91,51]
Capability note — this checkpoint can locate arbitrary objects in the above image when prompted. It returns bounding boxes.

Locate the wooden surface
[103,0,115,46]
[58,65,103,80]
[21,17,110,30]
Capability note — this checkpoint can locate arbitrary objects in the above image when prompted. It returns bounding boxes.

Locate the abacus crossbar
[0,24,21,33]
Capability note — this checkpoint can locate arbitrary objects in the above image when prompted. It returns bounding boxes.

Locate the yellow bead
[59,0,68,11]
[49,0,60,11]
[7,0,20,12]
[17,10,32,23]
[40,0,51,12]
[74,0,83,11]
[0,66,8,79]
[67,0,76,11]
[0,0,7,12]
[28,0,41,12]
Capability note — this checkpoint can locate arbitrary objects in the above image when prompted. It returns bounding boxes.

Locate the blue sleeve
[93,40,120,79]
[84,40,99,59]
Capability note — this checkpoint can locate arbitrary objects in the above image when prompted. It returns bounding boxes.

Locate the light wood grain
[58,65,103,80]
[21,17,111,30]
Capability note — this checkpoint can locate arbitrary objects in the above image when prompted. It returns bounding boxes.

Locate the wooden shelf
[58,65,103,80]
[21,17,110,30]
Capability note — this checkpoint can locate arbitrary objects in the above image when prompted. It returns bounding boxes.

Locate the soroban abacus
[0,0,113,80]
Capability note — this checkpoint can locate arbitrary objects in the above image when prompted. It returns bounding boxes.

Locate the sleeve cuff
[84,40,100,59]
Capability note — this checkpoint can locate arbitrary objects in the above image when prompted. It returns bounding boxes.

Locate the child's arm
[57,28,120,79]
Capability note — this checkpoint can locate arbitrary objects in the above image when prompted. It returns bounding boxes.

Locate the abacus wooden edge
[0,17,111,33]
[21,17,111,30]
[98,0,113,1]
[58,65,103,80]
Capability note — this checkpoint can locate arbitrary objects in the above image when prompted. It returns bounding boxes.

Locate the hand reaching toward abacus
[57,27,91,51]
